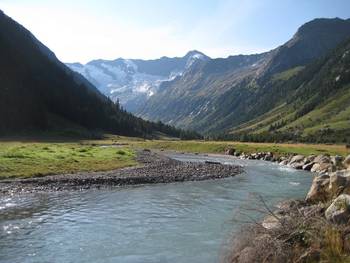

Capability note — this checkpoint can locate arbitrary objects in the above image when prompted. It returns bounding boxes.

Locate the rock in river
[289,155,305,165]
[302,162,315,171]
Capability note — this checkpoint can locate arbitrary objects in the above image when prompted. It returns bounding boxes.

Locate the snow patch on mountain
[66,51,209,113]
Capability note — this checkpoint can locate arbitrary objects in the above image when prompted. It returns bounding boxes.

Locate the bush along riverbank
[225,149,350,263]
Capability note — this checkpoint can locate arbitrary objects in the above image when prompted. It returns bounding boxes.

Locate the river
[0,153,313,263]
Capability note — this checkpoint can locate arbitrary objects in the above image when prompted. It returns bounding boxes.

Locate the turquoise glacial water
[0,154,313,263]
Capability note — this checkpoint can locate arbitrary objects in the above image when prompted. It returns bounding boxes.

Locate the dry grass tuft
[224,197,350,263]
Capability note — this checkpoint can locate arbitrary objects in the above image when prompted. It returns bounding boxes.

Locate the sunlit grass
[1,134,349,179]
[0,141,135,179]
[117,138,350,157]
[272,66,304,82]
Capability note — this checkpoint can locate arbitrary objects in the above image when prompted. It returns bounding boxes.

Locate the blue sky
[1,0,349,63]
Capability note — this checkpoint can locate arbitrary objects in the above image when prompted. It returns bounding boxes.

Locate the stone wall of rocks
[225,148,349,175]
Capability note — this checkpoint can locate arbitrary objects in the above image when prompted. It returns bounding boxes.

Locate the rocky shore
[225,148,350,262]
[0,150,243,195]
[225,148,348,174]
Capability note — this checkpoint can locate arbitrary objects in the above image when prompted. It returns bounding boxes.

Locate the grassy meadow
[0,139,135,179]
[124,138,350,156]
[0,135,349,179]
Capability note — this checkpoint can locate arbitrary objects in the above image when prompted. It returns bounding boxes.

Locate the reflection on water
[0,154,313,263]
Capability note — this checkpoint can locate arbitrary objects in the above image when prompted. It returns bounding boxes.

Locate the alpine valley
[0,10,199,139]
[68,18,350,143]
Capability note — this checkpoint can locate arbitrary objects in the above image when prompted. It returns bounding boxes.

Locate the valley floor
[127,138,350,157]
[0,149,242,195]
[2,135,350,262]
[0,135,349,180]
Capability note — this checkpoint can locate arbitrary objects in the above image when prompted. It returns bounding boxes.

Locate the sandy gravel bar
[0,151,243,195]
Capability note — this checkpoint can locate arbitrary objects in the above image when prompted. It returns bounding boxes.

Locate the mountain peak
[295,17,350,37]
[185,50,208,59]
[66,62,83,67]
[262,17,350,75]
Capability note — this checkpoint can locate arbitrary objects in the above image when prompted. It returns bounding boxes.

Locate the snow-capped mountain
[66,51,209,112]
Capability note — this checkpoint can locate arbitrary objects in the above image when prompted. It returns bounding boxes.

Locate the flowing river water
[0,153,313,263]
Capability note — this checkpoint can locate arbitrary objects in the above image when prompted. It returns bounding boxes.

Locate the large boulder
[314,154,331,164]
[289,154,305,164]
[288,155,305,169]
[332,155,344,167]
[344,155,350,169]
[303,162,315,171]
[279,160,289,166]
[250,153,258,159]
[290,162,304,169]
[329,170,350,196]
[310,162,333,174]
[306,174,330,202]
[263,152,273,161]
[325,194,350,224]
[305,155,317,163]
[310,163,321,173]
[225,148,235,155]
[279,156,287,162]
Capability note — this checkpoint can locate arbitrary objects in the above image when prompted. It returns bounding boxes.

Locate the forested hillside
[0,10,199,139]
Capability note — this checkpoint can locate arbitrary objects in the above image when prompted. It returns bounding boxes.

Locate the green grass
[1,135,349,179]
[272,66,304,82]
[0,141,136,179]
[282,87,350,135]
[122,139,350,157]
[229,82,350,141]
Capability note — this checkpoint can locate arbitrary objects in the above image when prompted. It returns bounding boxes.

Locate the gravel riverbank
[0,150,243,195]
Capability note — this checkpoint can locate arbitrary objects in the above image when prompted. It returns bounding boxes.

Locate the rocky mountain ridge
[137,18,350,139]
[66,51,209,112]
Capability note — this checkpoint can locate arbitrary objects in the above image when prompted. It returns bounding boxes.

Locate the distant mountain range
[0,10,197,138]
[2,8,349,143]
[66,51,209,112]
[68,17,350,142]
